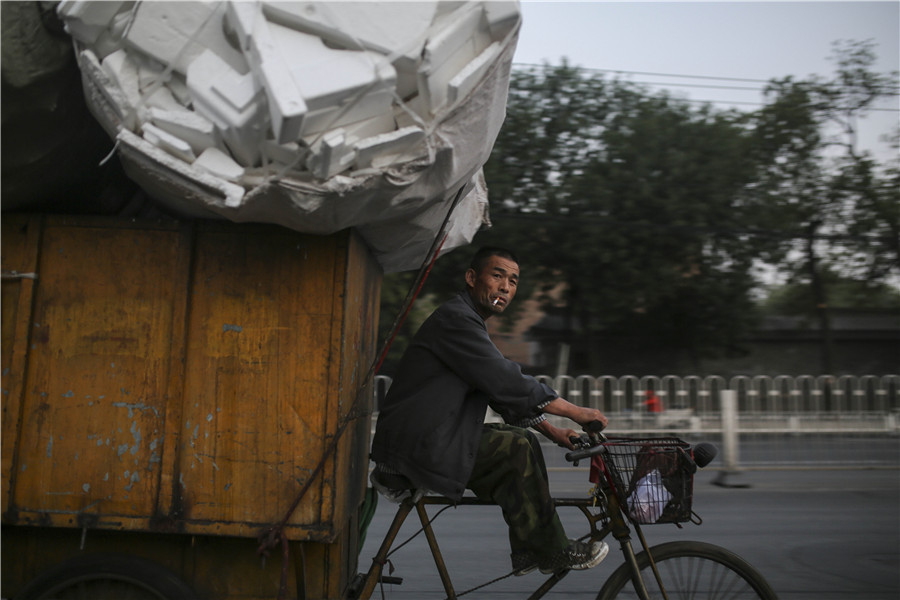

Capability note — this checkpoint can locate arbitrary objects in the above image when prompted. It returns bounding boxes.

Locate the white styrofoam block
[187,50,264,166]
[306,130,355,180]
[96,48,156,128]
[393,54,421,100]
[116,128,246,209]
[78,48,137,133]
[101,49,143,112]
[247,21,397,139]
[418,3,492,113]
[137,60,167,92]
[125,1,248,76]
[298,84,396,138]
[260,140,306,168]
[394,96,429,127]
[226,2,308,144]
[141,84,186,113]
[77,9,132,61]
[142,122,197,163]
[57,0,126,44]
[269,23,397,112]
[301,110,396,149]
[339,112,397,144]
[167,75,193,106]
[224,0,253,48]
[136,61,188,113]
[354,126,425,170]
[446,42,501,106]
[432,2,469,21]
[261,2,438,56]
[149,106,218,153]
[483,1,521,39]
[194,147,245,182]
[423,3,488,69]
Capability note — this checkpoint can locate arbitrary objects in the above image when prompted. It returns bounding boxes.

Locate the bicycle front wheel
[597,541,777,600]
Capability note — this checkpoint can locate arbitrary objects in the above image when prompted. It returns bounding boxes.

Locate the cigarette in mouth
[492,298,500,306]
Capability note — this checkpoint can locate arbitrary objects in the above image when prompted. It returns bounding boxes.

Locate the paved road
[358,465,899,599]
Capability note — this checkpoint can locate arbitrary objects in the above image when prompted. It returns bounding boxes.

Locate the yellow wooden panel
[177,227,342,531]
[3,217,382,554]
[1,215,41,514]
[11,222,181,519]
[325,231,381,535]
[2,217,383,597]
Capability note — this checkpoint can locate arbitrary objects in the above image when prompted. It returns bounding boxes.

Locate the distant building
[491,304,900,376]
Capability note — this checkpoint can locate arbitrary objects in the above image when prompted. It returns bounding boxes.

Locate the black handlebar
[564,421,608,465]
[565,443,606,464]
[583,420,606,434]
[563,428,719,471]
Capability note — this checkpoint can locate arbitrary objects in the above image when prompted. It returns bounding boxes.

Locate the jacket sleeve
[423,305,557,425]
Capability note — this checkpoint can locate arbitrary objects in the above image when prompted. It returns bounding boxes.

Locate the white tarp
[57,1,520,271]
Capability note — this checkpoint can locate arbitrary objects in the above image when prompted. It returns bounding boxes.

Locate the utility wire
[514,62,775,84]
[514,62,900,92]
[511,62,900,111]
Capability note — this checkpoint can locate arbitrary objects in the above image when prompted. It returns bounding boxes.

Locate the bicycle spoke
[601,542,776,599]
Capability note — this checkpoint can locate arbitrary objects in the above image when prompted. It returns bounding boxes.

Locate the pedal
[379,575,403,585]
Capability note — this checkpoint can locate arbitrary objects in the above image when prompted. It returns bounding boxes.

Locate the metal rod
[416,499,457,599]
[356,496,417,599]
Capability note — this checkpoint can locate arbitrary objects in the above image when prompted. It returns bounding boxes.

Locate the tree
[750,40,899,372]
[473,63,769,373]
[378,43,897,376]
[763,272,900,314]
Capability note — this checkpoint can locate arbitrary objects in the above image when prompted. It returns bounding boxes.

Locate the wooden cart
[2,215,381,599]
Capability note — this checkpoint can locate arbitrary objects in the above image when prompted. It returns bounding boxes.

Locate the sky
[511,1,900,162]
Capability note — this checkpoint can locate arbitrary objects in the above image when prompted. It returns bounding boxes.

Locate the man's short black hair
[469,246,519,274]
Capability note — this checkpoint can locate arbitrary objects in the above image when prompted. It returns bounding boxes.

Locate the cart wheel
[15,553,198,600]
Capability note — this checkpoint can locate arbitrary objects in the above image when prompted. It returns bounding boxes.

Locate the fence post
[713,389,750,488]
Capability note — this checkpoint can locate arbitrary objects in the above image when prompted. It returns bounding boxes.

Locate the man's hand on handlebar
[575,407,608,431]
[533,420,581,450]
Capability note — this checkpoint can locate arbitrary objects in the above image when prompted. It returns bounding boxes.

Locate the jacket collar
[457,290,486,327]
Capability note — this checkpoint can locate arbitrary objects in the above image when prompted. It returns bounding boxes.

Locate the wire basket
[589,437,694,524]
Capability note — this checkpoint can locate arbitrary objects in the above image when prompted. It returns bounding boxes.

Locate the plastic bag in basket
[627,469,672,523]
[589,440,694,524]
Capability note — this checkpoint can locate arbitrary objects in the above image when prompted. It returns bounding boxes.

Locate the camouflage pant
[467,423,569,560]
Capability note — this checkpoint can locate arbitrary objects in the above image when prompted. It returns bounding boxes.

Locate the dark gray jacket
[371,291,557,500]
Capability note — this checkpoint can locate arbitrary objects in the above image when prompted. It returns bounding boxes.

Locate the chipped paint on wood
[2,216,380,546]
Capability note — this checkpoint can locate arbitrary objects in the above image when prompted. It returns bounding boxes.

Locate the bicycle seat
[370,464,417,503]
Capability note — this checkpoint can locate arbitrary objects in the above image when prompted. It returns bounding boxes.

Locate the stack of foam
[56,1,520,271]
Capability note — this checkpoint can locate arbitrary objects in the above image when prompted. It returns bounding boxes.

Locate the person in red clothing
[643,390,663,413]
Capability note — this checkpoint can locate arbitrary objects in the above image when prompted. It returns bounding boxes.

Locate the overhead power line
[511,62,900,112]
[513,62,900,92]
[513,62,774,84]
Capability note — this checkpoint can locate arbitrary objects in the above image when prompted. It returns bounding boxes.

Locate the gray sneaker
[539,540,609,574]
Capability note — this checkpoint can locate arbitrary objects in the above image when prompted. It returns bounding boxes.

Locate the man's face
[465,255,519,318]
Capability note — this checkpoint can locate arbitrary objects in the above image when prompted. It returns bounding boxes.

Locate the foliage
[762,272,900,314]
[377,42,898,375]
[475,62,768,371]
[747,40,899,371]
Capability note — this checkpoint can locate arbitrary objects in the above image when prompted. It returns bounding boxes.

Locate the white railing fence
[372,374,900,468]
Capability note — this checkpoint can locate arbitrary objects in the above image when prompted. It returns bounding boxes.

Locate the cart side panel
[2,217,383,598]
[9,219,182,522]
[330,231,381,532]
[176,226,342,532]
[1,215,42,515]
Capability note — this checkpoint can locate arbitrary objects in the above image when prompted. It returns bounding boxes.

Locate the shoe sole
[539,541,609,574]
[514,565,537,576]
